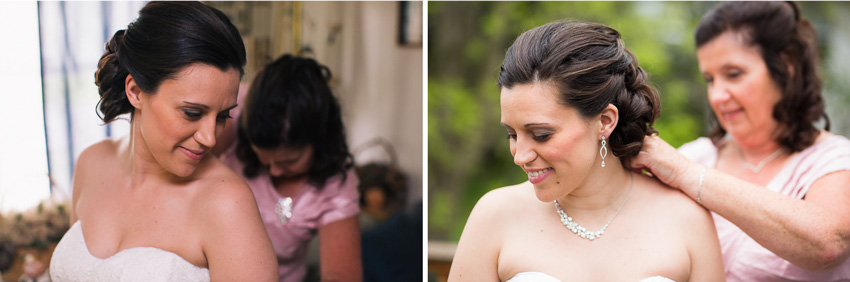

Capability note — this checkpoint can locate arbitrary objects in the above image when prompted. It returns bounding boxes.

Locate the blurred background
[0,1,422,281]
[427,1,850,281]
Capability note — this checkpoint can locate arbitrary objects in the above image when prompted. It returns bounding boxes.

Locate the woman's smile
[527,167,553,184]
[721,107,744,122]
[179,146,205,161]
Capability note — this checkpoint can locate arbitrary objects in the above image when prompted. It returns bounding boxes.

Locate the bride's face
[500,82,600,202]
[133,63,240,177]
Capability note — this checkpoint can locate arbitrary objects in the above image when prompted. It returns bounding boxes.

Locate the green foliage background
[428,1,850,242]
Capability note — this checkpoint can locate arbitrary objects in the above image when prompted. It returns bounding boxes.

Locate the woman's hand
[630,135,697,191]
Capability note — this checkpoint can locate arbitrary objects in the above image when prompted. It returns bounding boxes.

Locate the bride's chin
[532,185,558,203]
[168,163,200,178]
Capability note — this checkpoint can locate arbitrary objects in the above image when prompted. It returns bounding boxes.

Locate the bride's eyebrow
[501,122,551,130]
[183,101,209,109]
[523,123,548,128]
[221,104,238,113]
[182,101,238,112]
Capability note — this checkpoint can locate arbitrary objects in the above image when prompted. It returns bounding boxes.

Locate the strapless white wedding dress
[507,272,676,282]
[50,221,210,282]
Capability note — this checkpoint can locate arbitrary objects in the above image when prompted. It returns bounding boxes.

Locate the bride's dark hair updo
[498,21,661,167]
[95,1,247,123]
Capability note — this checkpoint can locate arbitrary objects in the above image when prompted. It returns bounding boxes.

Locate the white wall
[303,2,423,205]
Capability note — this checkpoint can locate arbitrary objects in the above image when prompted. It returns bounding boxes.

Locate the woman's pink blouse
[679,135,850,281]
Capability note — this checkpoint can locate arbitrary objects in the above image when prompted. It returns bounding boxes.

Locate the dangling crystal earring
[600,136,608,168]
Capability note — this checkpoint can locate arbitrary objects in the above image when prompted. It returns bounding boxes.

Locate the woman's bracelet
[697,167,707,205]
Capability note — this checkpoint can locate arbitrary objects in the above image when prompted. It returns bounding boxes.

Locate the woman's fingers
[633,134,688,188]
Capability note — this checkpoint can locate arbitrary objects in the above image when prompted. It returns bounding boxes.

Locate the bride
[49,2,277,281]
[447,21,725,282]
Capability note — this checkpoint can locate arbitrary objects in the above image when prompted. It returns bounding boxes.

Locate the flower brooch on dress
[274,197,293,224]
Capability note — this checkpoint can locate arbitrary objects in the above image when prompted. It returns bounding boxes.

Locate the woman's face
[251,144,314,179]
[500,82,600,202]
[697,31,783,145]
[135,63,240,177]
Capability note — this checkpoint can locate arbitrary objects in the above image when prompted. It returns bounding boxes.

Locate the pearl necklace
[554,173,633,241]
[739,147,784,173]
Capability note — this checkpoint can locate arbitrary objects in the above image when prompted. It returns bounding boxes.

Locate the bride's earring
[600,136,607,168]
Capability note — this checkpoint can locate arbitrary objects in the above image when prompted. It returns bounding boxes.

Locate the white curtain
[39,1,144,196]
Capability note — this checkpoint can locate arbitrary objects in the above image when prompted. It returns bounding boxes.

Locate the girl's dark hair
[498,21,661,167]
[95,1,247,123]
[236,54,353,187]
[695,1,827,152]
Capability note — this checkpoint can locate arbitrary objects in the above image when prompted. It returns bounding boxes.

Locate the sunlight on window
[0,2,51,213]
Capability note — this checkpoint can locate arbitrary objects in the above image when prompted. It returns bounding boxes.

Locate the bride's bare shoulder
[78,136,127,162]
[194,155,249,192]
[71,137,127,218]
[192,157,257,220]
[632,172,723,274]
[634,173,713,226]
[476,181,534,209]
[464,181,538,226]
[74,137,127,177]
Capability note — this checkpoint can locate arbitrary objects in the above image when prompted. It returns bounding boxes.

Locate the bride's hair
[95,1,246,123]
[498,21,660,167]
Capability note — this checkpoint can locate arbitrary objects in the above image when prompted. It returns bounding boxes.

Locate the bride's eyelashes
[532,133,552,141]
[504,133,552,142]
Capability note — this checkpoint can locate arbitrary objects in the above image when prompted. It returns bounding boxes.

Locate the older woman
[448,21,724,282]
[631,2,850,281]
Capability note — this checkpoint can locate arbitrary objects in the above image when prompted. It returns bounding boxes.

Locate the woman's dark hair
[695,1,827,152]
[95,1,247,123]
[498,21,661,167]
[236,54,353,187]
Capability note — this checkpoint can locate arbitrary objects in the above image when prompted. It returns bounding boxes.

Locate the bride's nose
[513,138,537,166]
